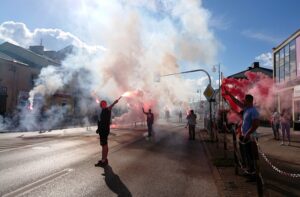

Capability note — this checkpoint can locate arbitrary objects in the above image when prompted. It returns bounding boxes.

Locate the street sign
[203,84,215,101]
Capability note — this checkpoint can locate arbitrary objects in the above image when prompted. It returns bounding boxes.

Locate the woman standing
[280,109,291,146]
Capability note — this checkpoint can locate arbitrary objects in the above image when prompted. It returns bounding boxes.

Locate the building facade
[0,42,74,117]
[273,29,300,130]
[0,56,39,115]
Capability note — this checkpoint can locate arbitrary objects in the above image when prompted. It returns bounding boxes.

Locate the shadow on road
[102,165,132,197]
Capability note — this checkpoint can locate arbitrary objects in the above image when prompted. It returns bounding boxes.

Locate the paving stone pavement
[199,129,259,197]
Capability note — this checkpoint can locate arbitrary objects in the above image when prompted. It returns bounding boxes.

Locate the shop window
[294,100,300,121]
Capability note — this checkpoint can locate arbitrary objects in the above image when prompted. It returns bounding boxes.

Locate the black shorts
[99,133,109,146]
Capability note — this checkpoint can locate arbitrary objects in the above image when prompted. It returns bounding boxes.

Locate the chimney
[252,62,259,68]
[29,45,44,55]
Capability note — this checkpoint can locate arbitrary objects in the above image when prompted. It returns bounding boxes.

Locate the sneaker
[95,159,108,167]
[288,142,291,146]
[280,142,284,146]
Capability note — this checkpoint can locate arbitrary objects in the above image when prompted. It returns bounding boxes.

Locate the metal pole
[209,100,213,141]
[161,68,213,141]
[219,64,221,113]
[161,69,212,85]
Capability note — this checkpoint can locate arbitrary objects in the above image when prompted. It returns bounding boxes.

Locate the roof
[227,63,273,79]
[0,55,29,67]
[0,42,60,68]
[273,29,300,53]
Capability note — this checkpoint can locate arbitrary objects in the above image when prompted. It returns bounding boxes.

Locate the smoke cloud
[2,0,221,130]
[222,71,276,123]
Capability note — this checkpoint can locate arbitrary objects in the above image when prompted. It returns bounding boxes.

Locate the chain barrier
[254,138,300,178]
[233,136,300,178]
[233,148,253,174]
[233,138,258,175]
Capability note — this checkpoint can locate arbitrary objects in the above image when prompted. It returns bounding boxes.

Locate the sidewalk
[257,126,300,165]
[200,124,300,196]
[199,128,258,197]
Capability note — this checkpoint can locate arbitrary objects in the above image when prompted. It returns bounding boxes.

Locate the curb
[199,131,225,197]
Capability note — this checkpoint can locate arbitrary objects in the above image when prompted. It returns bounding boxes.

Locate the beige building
[0,42,74,117]
[0,55,39,115]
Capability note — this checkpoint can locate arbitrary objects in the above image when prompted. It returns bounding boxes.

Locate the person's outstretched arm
[142,107,147,115]
[108,97,121,110]
[224,88,245,109]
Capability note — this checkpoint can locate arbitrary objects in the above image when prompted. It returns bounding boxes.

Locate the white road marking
[31,146,51,150]
[3,168,74,197]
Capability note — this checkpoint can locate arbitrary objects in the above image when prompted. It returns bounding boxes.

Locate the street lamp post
[212,63,221,112]
[213,64,228,154]
[197,89,201,119]
[157,68,214,141]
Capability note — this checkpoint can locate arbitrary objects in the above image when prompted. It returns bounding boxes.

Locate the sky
[0,0,300,88]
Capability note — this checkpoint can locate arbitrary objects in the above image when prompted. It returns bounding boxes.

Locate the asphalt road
[0,123,220,197]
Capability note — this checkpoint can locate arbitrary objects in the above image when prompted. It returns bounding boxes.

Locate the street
[0,123,219,197]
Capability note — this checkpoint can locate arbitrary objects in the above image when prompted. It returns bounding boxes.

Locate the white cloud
[0,21,104,51]
[209,15,231,30]
[242,29,281,44]
[255,52,272,67]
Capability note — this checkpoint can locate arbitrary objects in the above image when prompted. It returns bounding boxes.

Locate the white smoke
[3,0,221,130]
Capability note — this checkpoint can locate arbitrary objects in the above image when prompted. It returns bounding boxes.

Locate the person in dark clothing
[95,97,120,167]
[186,110,197,140]
[179,111,183,122]
[142,107,154,137]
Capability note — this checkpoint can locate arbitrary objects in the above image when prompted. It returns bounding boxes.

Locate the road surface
[0,123,220,197]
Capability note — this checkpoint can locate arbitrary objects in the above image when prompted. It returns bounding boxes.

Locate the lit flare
[122,91,132,97]
[28,103,33,111]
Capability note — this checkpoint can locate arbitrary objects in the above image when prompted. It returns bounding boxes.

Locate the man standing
[179,111,183,122]
[95,98,120,167]
[186,110,197,140]
[142,107,154,137]
[241,95,259,174]
[225,91,260,175]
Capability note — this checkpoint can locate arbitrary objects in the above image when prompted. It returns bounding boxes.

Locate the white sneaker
[280,142,284,146]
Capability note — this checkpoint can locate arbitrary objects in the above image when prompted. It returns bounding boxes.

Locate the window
[279,48,285,82]
[31,74,37,87]
[290,40,296,79]
[284,45,290,80]
[275,52,280,83]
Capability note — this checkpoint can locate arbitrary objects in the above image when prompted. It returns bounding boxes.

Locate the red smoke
[222,71,275,122]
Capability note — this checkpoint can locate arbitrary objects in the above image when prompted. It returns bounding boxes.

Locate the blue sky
[203,0,300,75]
[0,0,299,79]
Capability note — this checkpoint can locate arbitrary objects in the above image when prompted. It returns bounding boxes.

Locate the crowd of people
[94,92,293,184]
